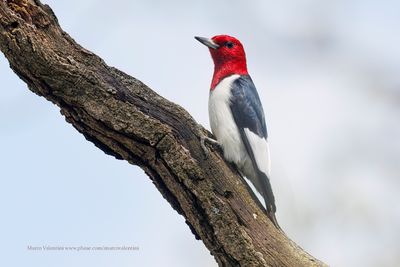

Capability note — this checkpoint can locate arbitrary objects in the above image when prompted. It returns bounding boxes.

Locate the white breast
[208,75,248,165]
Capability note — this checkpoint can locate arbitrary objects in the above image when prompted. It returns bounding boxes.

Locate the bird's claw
[196,124,219,157]
[200,135,219,157]
[200,136,209,157]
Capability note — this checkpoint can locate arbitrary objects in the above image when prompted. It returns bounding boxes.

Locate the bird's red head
[195,35,248,90]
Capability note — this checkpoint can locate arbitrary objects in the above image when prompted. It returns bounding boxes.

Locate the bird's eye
[225,41,234,48]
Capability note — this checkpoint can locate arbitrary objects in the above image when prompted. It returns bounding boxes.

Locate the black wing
[229,75,277,219]
[229,76,267,139]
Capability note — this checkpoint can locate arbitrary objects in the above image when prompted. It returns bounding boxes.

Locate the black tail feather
[258,171,280,229]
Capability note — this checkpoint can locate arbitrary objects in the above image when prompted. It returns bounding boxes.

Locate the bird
[195,35,279,227]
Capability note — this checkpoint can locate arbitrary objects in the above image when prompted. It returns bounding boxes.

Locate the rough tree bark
[0,1,326,266]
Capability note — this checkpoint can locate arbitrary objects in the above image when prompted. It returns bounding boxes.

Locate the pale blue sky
[1,1,399,266]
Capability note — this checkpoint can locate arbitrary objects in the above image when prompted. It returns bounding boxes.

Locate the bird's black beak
[194,36,219,49]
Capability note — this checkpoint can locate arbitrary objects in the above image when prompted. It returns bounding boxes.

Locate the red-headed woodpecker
[195,35,278,227]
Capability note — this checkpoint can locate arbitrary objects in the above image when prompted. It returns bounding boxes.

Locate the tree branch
[0,1,326,266]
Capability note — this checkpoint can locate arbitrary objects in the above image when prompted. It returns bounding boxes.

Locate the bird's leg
[197,125,220,157]
[201,135,220,155]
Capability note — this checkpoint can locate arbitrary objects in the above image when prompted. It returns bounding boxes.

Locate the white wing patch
[244,128,271,176]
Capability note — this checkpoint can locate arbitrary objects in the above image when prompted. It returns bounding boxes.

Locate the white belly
[208,75,250,169]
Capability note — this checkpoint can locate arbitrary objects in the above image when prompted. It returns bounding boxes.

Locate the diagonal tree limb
[0,1,326,266]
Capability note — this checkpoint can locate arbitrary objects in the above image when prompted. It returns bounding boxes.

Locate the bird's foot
[200,135,220,157]
[196,124,220,157]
